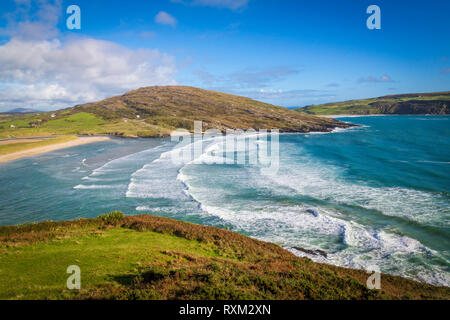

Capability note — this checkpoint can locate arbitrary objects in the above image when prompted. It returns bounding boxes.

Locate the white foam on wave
[73,184,122,190]
[174,132,270,202]
[120,132,450,286]
[331,125,369,133]
[127,133,256,199]
[125,139,206,199]
[127,132,269,217]
[75,143,169,191]
[175,139,450,286]
[81,176,119,182]
[269,148,449,227]
[192,195,449,285]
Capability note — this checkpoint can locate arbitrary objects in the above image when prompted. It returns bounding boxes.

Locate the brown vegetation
[75,86,350,134]
[1,214,448,300]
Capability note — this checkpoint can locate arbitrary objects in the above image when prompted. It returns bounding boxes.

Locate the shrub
[141,266,170,283]
[97,211,124,224]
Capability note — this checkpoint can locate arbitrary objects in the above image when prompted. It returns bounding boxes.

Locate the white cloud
[0,0,62,40]
[0,1,178,111]
[155,11,178,27]
[194,66,300,89]
[139,31,157,38]
[193,0,249,10]
[358,74,395,83]
[172,0,250,10]
[241,89,336,101]
[0,38,177,111]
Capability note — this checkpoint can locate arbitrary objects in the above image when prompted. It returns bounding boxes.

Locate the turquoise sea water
[0,115,449,286]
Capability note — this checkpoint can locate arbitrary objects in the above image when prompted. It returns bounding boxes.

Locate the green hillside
[297,91,450,116]
[0,86,349,139]
[1,213,448,300]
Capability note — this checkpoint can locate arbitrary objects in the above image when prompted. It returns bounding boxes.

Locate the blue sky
[0,0,449,111]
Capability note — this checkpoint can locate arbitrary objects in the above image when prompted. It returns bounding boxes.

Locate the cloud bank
[193,66,334,105]
[0,38,176,111]
[358,74,394,83]
[0,1,177,111]
[194,66,300,89]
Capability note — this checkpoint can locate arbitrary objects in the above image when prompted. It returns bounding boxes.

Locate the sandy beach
[0,136,110,163]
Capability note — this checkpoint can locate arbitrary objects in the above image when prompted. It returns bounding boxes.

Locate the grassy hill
[0,86,349,139]
[297,91,450,116]
[0,212,448,300]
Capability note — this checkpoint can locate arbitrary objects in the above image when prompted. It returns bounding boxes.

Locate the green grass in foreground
[0,214,449,300]
[0,136,79,156]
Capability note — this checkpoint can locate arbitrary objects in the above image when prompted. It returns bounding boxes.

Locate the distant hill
[0,86,349,139]
[4,108,41,114]
[297,91,450,116]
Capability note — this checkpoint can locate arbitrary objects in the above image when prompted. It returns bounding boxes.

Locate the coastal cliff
[297,91,450,116]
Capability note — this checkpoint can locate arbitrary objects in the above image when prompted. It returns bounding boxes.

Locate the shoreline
[0,136,110,163]
[0,120,448,289]
[0,123,357,163]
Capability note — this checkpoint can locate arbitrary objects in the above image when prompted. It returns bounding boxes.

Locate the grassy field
[0,213,448,300]
[297,91,450,115]
[0,112,173,139]
[0,136,79,156]
[0,86,349,139]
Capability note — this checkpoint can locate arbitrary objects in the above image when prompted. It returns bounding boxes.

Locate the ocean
[0,115,449,286]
